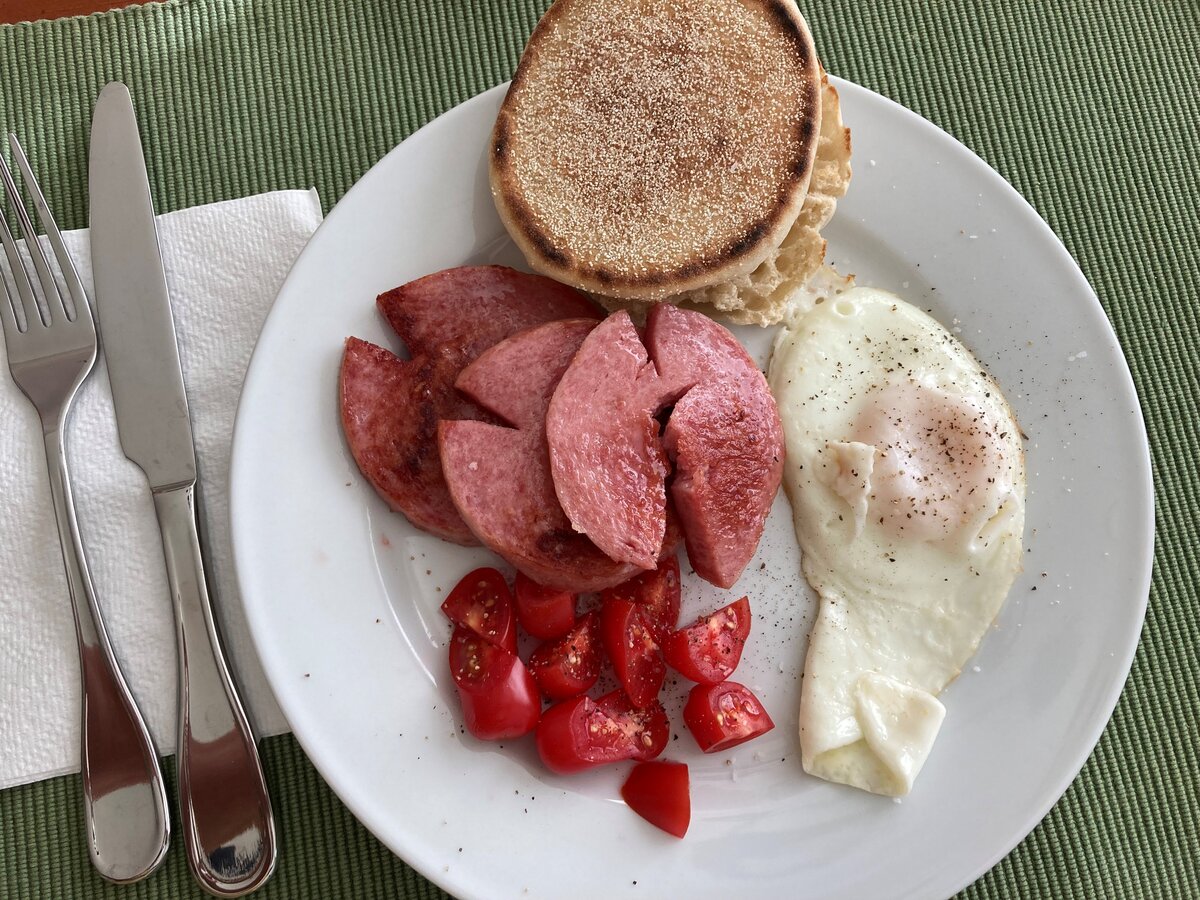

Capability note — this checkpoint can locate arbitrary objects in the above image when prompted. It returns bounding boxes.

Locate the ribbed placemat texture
[1,1,1195,897]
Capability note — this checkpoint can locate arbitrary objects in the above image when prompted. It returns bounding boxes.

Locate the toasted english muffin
[490,0,823,302]
[597,72,852,326]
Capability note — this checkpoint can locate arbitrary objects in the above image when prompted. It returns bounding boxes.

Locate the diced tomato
[661,596,751,685]
[601,556,681,644]
[536,690,668,774]
[441,567,517,652]
[621,761,690,838]
[513,571,577,640]
[527,612,602,700]
[683,681,774,753]
[448,626,540,740]
[595,691,669,761]
[600,598,666,708]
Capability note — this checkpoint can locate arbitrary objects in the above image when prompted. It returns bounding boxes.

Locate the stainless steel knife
[89,81,276,898]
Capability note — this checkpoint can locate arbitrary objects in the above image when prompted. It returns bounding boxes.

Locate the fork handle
[42,425,170,883]
[152,484,276,897]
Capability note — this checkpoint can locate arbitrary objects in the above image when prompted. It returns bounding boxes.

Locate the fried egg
[768,286,1025,796]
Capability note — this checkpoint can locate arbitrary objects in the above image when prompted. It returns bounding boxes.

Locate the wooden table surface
[1,0,126,24]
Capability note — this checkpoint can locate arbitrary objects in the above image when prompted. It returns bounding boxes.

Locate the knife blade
[89,81,277,898]
[88,84,195,492]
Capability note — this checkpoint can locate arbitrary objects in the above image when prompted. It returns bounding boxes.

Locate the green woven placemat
[1,1,1195,897]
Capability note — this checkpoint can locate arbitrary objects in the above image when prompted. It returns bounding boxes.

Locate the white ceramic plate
[230,79,1152,899]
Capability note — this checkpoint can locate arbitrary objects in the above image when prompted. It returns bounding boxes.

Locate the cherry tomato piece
[536,690,669,774]
[514,571,577,640]
[527,612,603,700]
[601,598,666,707]
[601,556,681,644]
[595,690,669,761]
[448,626,540,740]
[683,681,774,753]
[662,596,751,685]
[621,761,690,838]
[441,567,517,652]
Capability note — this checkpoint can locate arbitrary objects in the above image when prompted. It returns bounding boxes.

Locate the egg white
[769,286,1025,796]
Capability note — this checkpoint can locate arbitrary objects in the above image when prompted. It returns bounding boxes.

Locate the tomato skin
[661,596,751,685]
[601,598,666,708]
[513,572,577,640]
[535,696,615,774]
[683,681,774,753]
[621,761,690,838]
[441,567,517,652]
[601,556,681,644]
[448,626,540,740]
[527,611,603,700]
[536,690,669,774]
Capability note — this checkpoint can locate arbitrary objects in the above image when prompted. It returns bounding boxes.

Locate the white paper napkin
[0,189,323,789]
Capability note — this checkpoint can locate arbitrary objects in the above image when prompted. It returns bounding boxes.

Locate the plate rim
[229,76,1154,898]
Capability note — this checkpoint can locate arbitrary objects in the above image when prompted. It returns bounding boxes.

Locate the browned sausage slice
[340,266,601,544]
[377,265,601,357]
[545,312,681,569]
[645,304,784,588]
[340,338,483,544]
[543,302,784,588]
[440,319,648,592]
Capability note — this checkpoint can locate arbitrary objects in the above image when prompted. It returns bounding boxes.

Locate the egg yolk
[854,380,1009,543]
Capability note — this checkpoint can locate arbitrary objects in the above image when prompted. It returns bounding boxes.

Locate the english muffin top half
[491,0,823,301]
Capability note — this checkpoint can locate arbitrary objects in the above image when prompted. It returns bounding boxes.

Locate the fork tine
[10,135,85,322]
[0,150,60,324]
[0,256,21,336]
[0,184,40,329]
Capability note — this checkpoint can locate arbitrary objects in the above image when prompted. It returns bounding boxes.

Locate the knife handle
[152,484,276,897]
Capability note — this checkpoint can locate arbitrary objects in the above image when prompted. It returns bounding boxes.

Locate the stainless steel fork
[0,136,169,883]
